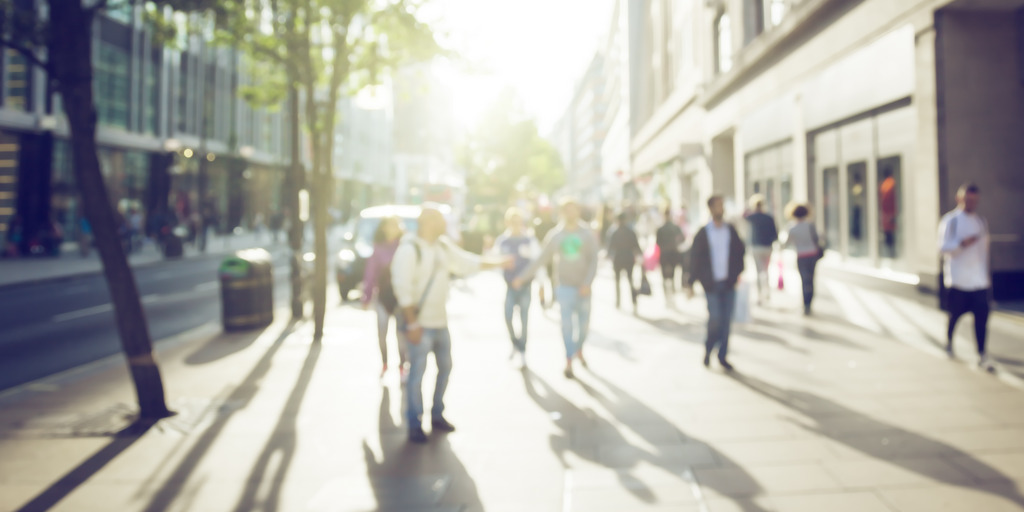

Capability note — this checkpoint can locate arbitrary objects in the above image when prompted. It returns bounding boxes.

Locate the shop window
[877,156,902,260]
[715,12,733,74]
[823,167,840,251]
[765,0,788,28]
[847,162,868,257]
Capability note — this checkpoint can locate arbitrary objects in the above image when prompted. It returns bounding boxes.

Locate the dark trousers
[797,256,818,307]
[705,281,737,361]
[614,262,636,307]
[947,288,990,355]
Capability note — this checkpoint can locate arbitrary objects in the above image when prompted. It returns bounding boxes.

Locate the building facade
[626,0,1024,299]
[0,6,293,256]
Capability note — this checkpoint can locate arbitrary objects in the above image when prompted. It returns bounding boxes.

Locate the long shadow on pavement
[363,387,483,512]
[141,319,302,512]
[729,371,1024,507]
[580,371,772,512]
[231,341,322,511]
[15,419,155,512]
[522,369,770,511]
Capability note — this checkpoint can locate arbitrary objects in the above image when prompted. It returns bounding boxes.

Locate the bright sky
[423,0,615,134]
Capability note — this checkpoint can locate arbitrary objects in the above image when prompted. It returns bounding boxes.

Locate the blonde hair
[505,207,523,223]
[748,194,765,211]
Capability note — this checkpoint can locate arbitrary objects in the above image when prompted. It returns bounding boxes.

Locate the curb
[0,245,290,293]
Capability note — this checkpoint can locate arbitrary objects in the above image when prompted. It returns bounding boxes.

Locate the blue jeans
[405,328,452,427]
[505,285,532,353]
[555,285,591,359]
[705,281,736,361]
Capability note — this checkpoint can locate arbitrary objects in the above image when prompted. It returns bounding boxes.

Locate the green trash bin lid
[219,257,251,278]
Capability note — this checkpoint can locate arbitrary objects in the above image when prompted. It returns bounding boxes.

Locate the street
[1,265,1023,511]
[0,251,293,391]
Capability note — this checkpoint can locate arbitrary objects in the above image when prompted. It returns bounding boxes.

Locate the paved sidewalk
[1,269,1024,511]
[0,231,290,289]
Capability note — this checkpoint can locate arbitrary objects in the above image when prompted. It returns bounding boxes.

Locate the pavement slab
[2,268,1024,511]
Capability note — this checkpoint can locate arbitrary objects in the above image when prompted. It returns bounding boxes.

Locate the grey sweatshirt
[517,221,599,288]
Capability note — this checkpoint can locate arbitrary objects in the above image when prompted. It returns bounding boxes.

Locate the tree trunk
[303,81,327,340]
[49,1,170,419]
[286,82,305,320]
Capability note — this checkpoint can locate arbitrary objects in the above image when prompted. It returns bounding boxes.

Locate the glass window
[715,12,733,74]
[847,162,868,257]
[4,48,31,111]
[823,167,840,251]
[94,41,130,129]
[878,156,902,261]
[765,0,788,28]
[143,51,160,135]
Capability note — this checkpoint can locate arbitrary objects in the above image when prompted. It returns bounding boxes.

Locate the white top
[706,221,731,282]
[390,234,482,328]
[938,209,989,291]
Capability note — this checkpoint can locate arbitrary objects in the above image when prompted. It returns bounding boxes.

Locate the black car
[335,205,424,301]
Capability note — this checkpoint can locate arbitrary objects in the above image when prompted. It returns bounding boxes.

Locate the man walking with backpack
[686,195,746,371]
[939,183,992,369]
[391,206,511,443]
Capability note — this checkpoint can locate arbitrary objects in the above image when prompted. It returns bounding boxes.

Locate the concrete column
[912,24,941,283]
[791,93,809,203]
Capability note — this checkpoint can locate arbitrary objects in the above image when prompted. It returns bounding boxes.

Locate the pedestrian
[784,203,823,315]
[391,206,511,443]
[269,210,284,243]
[686,195,746,371]
[493,207,541,368]
[513,198,600,379]
[744,195,779,305]
[608,212,643,313]
[938,183,992,369]
[656,207,686,308]
[362,216,408,380]
[78,215,92,257]
[129,209,143,251]
[532,209,557,309]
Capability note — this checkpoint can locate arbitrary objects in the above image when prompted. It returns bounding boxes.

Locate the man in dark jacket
[608,212,643,312]
[687,195,745,370]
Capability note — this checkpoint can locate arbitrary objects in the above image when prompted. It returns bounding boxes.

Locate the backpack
[377,242,421,314]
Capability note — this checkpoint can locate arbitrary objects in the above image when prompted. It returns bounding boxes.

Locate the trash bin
[163,234,184,259]
[219,248,273,331]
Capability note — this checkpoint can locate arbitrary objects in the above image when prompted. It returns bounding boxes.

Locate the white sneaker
[979,355,994,371]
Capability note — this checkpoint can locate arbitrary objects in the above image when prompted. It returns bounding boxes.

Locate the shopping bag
[776,258,784,290]
[733,281,752,324]
[643,245,660,272]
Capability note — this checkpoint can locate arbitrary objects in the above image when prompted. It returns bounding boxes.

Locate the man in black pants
[608,212,643,313]
[938,183,991,370]
[686,196,745,371]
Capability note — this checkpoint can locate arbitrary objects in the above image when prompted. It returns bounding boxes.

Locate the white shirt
[706,221,731,282]
[938,209,989,291]
[390,234,482,328]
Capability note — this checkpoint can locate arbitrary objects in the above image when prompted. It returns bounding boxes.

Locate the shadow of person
[728,371,1024,507]
[363,386,484,512]
[579,372,771,512]
[520,368,657,502]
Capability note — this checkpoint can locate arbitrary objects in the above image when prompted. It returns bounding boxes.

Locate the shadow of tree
[141,319,301,512]
[15,419,155,512]
[232,341,322,511]
[728,371,1024,507]
[363,386,483,512]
